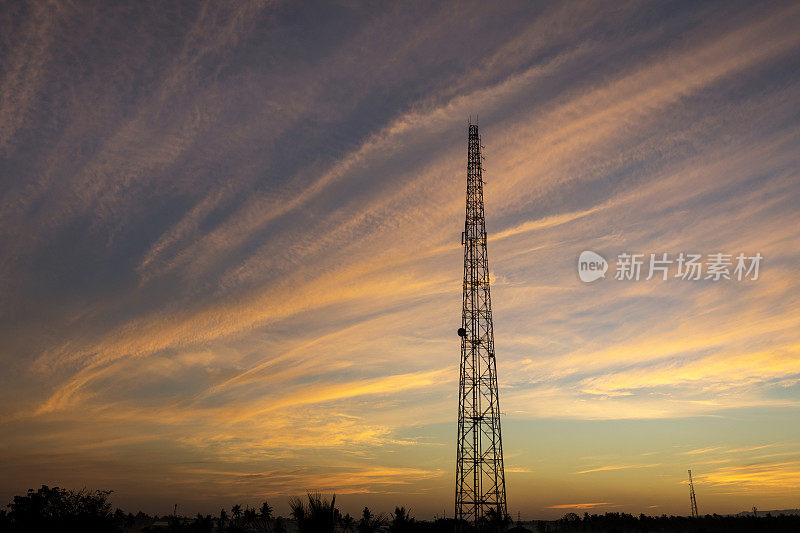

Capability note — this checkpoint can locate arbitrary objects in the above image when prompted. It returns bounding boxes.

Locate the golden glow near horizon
[1,0,799,520]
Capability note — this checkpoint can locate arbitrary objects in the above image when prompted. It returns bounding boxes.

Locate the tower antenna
[455,122,508,529]
[688,469,699,518]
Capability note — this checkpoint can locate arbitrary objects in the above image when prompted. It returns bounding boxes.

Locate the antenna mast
[455,122,508,528]
[688,469,699,518]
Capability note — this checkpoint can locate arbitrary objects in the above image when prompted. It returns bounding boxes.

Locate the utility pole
[455,122,508,529]
[688,469,699,518]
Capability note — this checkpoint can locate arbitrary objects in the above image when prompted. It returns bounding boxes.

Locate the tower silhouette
[688,469,699,518]
[455,122,507,527]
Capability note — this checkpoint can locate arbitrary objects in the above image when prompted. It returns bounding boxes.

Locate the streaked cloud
[1,0,799,519]
[575,464,662,475]
[546,502,614,510]
[699,461,800,491]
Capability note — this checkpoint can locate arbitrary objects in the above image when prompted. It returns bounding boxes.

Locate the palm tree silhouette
[389,506,415,532]
[231,504,242,526]
[289,492,337,533]
[357,506,387,533]
[340,512,355,532]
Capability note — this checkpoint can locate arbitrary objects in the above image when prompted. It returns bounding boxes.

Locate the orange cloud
[546,502,613,509]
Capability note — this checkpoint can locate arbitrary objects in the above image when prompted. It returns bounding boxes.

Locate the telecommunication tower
[455,122,508,527]
[688,469,699,518]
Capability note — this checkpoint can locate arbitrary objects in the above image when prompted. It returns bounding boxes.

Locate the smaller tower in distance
[688,469,699,518]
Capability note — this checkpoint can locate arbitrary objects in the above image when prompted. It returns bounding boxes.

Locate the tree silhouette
[190,513,214,532]
[5,485,114,532]
[480,507,512,532]
[244,506,257,523]
[218,508,228,531]
[340,512,355,532]
[231,504,242,522]
[289,492,338,533]
[358,506,387,533]
[389,506,415,532]
[5,484,800,533]
[245,500,274,533]
[260,500,273,520]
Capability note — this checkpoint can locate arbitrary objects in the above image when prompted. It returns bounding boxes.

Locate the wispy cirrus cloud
[575,464,662,475]
[698,461,800,492]
[1,0,799,518]
[546,502,614,510]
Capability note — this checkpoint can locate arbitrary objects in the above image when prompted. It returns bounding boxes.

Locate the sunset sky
[1,0,799,520]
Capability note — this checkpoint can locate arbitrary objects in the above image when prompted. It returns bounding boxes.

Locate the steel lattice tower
[455,122,507,527]
[688,469,699,518]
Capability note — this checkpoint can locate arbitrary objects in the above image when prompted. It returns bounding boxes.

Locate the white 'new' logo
[578,250,608,282]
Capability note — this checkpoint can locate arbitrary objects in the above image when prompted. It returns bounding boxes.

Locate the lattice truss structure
[455,123,508,526]
[688,469,699,518]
